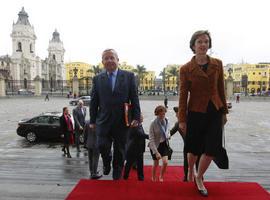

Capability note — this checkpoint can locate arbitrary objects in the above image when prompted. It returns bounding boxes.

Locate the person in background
[236,94,240,103]
[73,100,86,152]
[123,115,149,181]
[164,96,168,108]
[178,30,228,196]
[148,105,170,182]
[84,120,102,179]
[44,93,49,101]
[170,106,200,182]
[60,107,74,158]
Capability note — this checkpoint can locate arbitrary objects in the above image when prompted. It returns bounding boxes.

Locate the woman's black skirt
[184,101,223,157]
[150,141,169,160]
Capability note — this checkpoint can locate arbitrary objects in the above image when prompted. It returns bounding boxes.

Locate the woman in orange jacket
[178,30,228,196]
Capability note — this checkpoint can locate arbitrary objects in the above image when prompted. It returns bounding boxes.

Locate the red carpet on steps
[66,166,270,200]
[126,165,184,181]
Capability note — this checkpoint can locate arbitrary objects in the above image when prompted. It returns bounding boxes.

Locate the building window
[17,42,22,52]
[53,55,56,60]
[253,72,255,75]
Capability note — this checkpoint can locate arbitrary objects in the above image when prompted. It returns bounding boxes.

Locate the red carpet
[66,166,270,200]
[126,165,184,181]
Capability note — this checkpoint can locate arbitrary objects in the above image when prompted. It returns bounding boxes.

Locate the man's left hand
[130,120,139,127]
[222,114,227,125]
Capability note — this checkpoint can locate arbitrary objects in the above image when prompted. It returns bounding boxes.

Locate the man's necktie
[108,73,113,91]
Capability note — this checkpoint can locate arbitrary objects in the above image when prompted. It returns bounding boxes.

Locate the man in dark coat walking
[90,49,141,180]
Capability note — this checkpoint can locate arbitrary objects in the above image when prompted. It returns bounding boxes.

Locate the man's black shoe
[91,174,103,180]
[103,166,111,175]
[123,174,128,180]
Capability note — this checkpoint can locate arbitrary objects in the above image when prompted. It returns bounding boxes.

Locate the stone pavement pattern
[0,97,269,199]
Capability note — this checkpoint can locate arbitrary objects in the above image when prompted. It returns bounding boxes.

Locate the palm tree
[159,68,172,94]
[87,65,102,75]
[85,65,102,95]
[167,66,179,92]
[133,65,146,90]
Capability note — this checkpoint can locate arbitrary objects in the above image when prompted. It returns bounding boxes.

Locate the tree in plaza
[88,65,102,75]
[86,65,102,95]
[159,68,172,93]
[167,66,179,92]
[133,64,146,90]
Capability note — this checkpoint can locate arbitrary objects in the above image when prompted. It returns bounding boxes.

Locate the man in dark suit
[84,120,102,179]
[90,49,141,180]
[124,122,149,181]
[73,100,87,152]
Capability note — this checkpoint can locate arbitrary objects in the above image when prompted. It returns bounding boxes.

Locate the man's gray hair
[78,100,84,105]
[102,49,118,58]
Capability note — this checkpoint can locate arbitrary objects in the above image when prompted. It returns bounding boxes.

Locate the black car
[69,96,91,106]
[17,112,63,142]
[17,112,85,143]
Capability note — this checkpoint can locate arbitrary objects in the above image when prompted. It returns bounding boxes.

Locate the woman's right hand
[155,152,162,160]
[179,122,186,136]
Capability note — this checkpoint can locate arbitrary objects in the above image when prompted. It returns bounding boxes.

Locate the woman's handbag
[213,127,229,169]
[167,144,173,160]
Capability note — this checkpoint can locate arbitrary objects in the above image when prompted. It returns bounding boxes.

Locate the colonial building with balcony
[226,63,270,94]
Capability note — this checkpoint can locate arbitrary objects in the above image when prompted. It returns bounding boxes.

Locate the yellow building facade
[119,62,156,91]
[65,61,158,93]
[65,62,95,94]
[140,71,155,91]
[230,63,270,94]
[164,64,180,91]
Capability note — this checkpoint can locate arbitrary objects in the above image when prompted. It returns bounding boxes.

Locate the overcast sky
[0,0,269,75]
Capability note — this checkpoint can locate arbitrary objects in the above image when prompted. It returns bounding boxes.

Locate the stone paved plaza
[0,96,269,199]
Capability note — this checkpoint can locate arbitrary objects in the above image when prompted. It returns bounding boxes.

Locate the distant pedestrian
[44,93,49,101]
[73,100,86,152]
[164,96,168,108]
[236,94,240,103]
[60,107,74,158]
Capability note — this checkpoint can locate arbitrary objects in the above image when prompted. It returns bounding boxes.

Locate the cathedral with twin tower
[0,7,66,90]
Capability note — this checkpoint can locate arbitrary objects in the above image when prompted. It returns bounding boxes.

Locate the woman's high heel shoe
[194,176,208,197]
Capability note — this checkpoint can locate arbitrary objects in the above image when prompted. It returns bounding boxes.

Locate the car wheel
[73,102,77,106]
[26,132,37,143]
[79,134,84,144]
